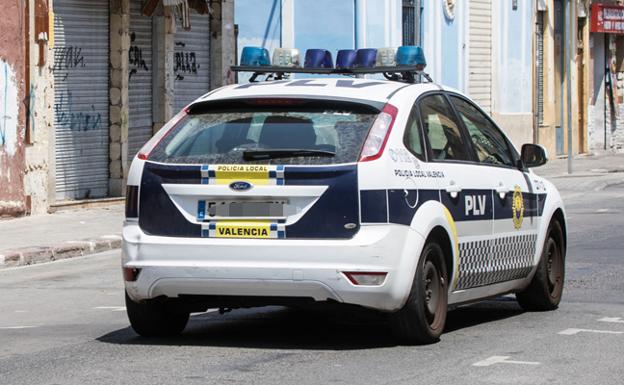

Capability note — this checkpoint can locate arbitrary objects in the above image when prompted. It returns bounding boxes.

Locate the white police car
[122,46,566,344]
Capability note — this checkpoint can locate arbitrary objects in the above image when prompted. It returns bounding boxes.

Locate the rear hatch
[138,98,382,239]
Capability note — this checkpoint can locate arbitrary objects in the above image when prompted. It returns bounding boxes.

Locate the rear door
[448,94,539,285]
[416,93,494,291]
[138,98,381,240]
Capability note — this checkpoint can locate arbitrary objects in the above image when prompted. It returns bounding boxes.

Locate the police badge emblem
[512,186,524,230]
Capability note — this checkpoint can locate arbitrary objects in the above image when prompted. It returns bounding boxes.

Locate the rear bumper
[122,221,424,311]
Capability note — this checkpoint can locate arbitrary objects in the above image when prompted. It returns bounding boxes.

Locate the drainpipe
[566,0,575,174]
[415,0,421,46]
[354,0,358,48]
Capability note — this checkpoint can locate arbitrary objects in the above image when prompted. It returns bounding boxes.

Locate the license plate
[198,200,285,220]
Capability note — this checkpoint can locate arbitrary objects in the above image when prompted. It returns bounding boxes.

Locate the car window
[148,101,379,165]
[404,109,424,159]
[418,94,471,161]
[450,96,515,167]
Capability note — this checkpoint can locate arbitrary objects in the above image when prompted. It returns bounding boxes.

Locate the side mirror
[520,143,548,168]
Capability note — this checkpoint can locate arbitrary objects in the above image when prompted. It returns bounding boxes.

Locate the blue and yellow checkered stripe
[200,164,285,185]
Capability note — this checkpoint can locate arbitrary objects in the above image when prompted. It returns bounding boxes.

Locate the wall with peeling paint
[0,0,26,217]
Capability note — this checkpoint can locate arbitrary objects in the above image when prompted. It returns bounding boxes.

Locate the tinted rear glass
[148,100,379,165]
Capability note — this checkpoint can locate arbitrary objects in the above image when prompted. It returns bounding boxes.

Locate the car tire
[516,220,565,311]
[390,241,448,345]
[125,291,189,337]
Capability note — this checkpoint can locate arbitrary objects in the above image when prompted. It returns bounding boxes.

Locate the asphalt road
[1,183,623,385]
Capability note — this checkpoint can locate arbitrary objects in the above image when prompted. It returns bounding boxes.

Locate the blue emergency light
[354,48,377,68]
[336,49,357,69]
[304,49,334,68]
[240,47,271,66]
[396,46,426,68]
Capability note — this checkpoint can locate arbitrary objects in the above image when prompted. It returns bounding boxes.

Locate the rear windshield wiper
[243,149,336,161]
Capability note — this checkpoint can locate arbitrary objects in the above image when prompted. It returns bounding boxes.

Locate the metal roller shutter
[468,0,492,114]
[174,10,211,112]
[53,0,109,200]
[128,0,154,159]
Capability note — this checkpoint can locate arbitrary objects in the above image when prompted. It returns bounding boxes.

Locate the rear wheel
[516,221,565,311]
[125,291,189,337]
[391,241,448,345]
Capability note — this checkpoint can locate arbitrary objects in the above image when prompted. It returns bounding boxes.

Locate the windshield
[148,101,380,165]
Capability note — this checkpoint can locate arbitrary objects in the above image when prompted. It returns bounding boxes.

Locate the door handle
[495,183,510,199]
[445,181,462,198]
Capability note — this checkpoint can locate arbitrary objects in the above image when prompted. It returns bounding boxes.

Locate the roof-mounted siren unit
[304,49,334,68]
[231,45,432,84]
[240,46,271,66]
[273,48,301,67]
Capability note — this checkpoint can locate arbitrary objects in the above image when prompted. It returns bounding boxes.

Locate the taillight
[123,267,141,282]
[125,185,138,218]
[359,103,398,162]
[137,108,188,160]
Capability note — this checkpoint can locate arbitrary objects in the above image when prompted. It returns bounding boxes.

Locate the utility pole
[566,0,576,174]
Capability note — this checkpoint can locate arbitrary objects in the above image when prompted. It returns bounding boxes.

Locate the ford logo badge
[229,181,253,191]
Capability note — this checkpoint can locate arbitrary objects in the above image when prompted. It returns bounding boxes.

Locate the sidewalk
[536,152,624,193]
[1,152,622,269]
[0,204,123,268]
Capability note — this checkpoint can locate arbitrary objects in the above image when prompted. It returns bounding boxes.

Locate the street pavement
[0,154,623,384]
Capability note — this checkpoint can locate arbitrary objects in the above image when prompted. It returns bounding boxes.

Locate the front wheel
[516,220,565,311]
[390,241,448,345]
[125,291,189,337]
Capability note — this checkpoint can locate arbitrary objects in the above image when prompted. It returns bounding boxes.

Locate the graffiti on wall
[174,41,199,81]
[52,46,85,81]
[0,60,19,156]
[54,90,102,131]
[129,32,149,80]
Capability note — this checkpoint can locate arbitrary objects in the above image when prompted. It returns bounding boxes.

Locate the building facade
[422,0,534,148]
[235,0,404,82]
[0,0,234,217]
[586,0,624,152]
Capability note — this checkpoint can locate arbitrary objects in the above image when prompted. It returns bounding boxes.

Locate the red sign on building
[591,3,624,34]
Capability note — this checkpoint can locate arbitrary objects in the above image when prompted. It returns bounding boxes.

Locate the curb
[0,235,122,269]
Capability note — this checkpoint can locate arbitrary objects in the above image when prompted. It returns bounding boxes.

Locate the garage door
[468,0,492,114]
[174,10,211,112]
[53,0,109,200]
[128,0,154,159]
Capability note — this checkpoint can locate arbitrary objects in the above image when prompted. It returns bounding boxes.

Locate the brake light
[123,267,141,282]
[125,185,138,218]
[246,98,305,106]
[137,108,188,160]
[359,103,398,162]
[343,271,387,286]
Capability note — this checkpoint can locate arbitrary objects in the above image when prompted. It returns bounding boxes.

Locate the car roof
[195,78,441,105]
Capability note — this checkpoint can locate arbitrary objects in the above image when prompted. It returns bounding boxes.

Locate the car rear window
[148,100,380,165]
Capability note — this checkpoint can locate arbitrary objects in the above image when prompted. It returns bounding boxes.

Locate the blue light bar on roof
[304,49,334,68]
[396,46,426,68]
[240,46,271,66]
